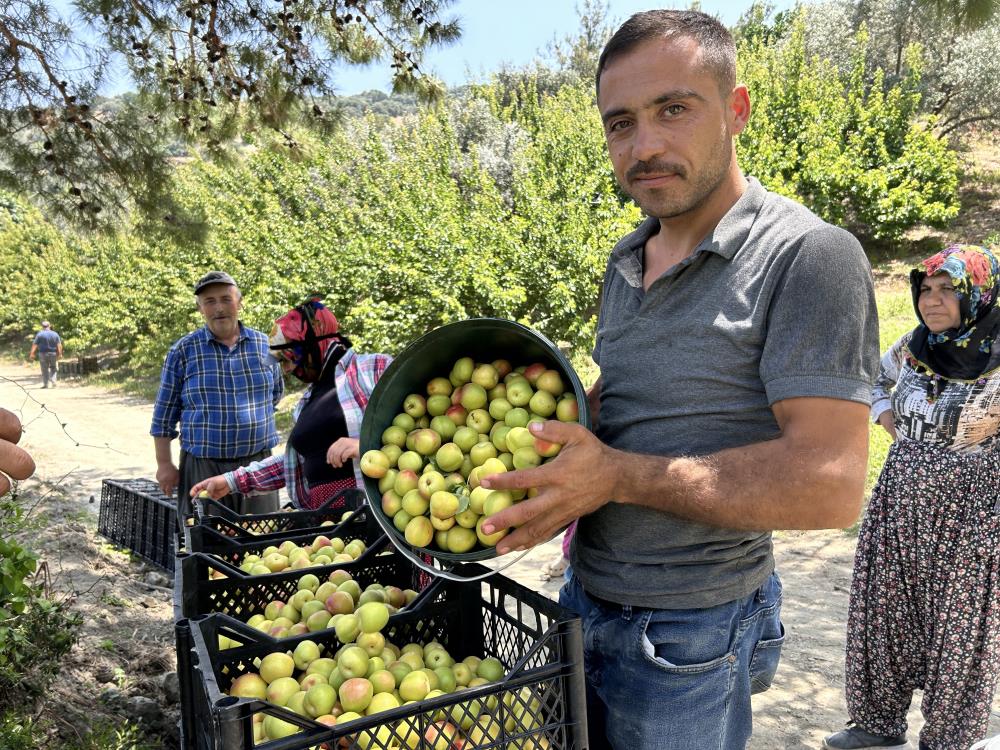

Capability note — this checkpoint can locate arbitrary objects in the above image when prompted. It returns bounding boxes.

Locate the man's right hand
[156,462,180,497]
[188,475,230,500]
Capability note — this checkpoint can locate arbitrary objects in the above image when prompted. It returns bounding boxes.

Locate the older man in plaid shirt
[151,271,283,520]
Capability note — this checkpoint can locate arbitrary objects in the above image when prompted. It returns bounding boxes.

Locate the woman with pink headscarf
[191,297,391,510]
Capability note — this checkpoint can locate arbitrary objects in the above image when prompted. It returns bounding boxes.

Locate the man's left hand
[479,420,619,555]
[327,438,360,468]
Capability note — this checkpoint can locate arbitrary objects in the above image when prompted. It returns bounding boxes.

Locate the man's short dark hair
[596,10,736,97]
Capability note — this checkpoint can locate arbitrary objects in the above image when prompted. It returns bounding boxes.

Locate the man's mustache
[626,160,687,182]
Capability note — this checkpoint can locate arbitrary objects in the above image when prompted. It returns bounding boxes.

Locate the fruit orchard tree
[798,0,1000,138]
[0,0,460,227]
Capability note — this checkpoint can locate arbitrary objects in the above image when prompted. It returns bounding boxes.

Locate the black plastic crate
[175,618,198,750]
[190,489,364,535]
[98,478,177,572]
[183,503,383,560]
[184,490,370,553]
[173,509,397,621]
[174,550,443,746]
[173,541,434,622]
[182,565,588,749]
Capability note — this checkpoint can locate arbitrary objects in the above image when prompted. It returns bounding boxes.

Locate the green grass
[876,288,916,352]
[84,368,161,401]
[861,284,916,509]
[863,263,917,507]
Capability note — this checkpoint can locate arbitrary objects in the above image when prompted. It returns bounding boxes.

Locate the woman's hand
[0,408,34,496]
[189,475,231,500]
[876,410,897,441]
[327,438,360,468]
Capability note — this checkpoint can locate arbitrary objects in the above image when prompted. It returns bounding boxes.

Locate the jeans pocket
[638,609,737,675]
[749,622,785,694]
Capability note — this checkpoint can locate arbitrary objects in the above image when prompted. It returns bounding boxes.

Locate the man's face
[197,284,242,339]
[597,36,745,220]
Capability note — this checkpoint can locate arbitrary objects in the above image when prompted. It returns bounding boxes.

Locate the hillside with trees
[4,0,994,379]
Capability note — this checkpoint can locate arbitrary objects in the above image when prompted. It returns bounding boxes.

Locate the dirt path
[1,359,158,504]
[2,358,997,749]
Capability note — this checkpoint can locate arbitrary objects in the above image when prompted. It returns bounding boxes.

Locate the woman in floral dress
[825,244,1000,750]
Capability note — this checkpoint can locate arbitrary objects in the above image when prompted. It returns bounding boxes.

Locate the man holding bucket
[480,10,878,749]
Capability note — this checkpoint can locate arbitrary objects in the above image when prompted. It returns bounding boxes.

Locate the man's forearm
[610,399,869,531]
[616,437,866,531]
[154,437,175,466]
[480,397,870,553]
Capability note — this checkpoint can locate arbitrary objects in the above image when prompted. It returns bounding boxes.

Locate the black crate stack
[147,487,589,750]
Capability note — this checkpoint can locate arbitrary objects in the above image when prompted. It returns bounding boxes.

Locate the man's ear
[728,84,751,136]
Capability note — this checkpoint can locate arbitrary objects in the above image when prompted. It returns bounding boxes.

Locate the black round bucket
[359,317,592,563]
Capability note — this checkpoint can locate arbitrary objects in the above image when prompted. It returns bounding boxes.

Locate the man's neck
[209,322,241,347]
[646,169,748,277]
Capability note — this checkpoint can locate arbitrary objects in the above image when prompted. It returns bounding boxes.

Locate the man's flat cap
[194,270,237,295]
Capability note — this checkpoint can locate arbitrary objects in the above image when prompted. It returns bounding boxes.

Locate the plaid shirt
[225,348,391,507]
[150,324,283,458]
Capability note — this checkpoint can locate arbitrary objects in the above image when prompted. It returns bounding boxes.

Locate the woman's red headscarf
[269,298,348,382]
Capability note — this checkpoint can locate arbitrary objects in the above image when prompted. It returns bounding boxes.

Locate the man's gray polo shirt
[571,177,879,610]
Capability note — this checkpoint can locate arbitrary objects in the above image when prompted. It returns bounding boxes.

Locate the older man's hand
[478,420,619,555]
[0,408,35,496]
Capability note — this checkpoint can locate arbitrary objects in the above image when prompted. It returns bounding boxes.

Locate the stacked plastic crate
[172,491,588,750]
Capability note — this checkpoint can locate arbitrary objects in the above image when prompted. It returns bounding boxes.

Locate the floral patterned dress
[845,331,1000,750]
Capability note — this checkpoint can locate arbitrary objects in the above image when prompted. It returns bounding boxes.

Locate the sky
[334,1,799,95]
[52,0,801,97]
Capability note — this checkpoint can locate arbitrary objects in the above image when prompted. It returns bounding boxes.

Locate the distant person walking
[28,321,62,389]
[150,271,284,521]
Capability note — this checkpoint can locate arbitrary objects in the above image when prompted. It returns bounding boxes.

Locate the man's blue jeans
[559,571,785,750]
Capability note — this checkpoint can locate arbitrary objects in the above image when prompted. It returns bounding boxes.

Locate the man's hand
[189,475,230,500]
[479,421,618,555]
[0,408,35,496]
[156,462,180,497]
[327,438,360,468]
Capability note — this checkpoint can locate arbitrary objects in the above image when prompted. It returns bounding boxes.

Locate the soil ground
[2,358,998,749]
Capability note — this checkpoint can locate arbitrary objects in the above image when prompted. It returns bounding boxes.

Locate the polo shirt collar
[611,177,766,288]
